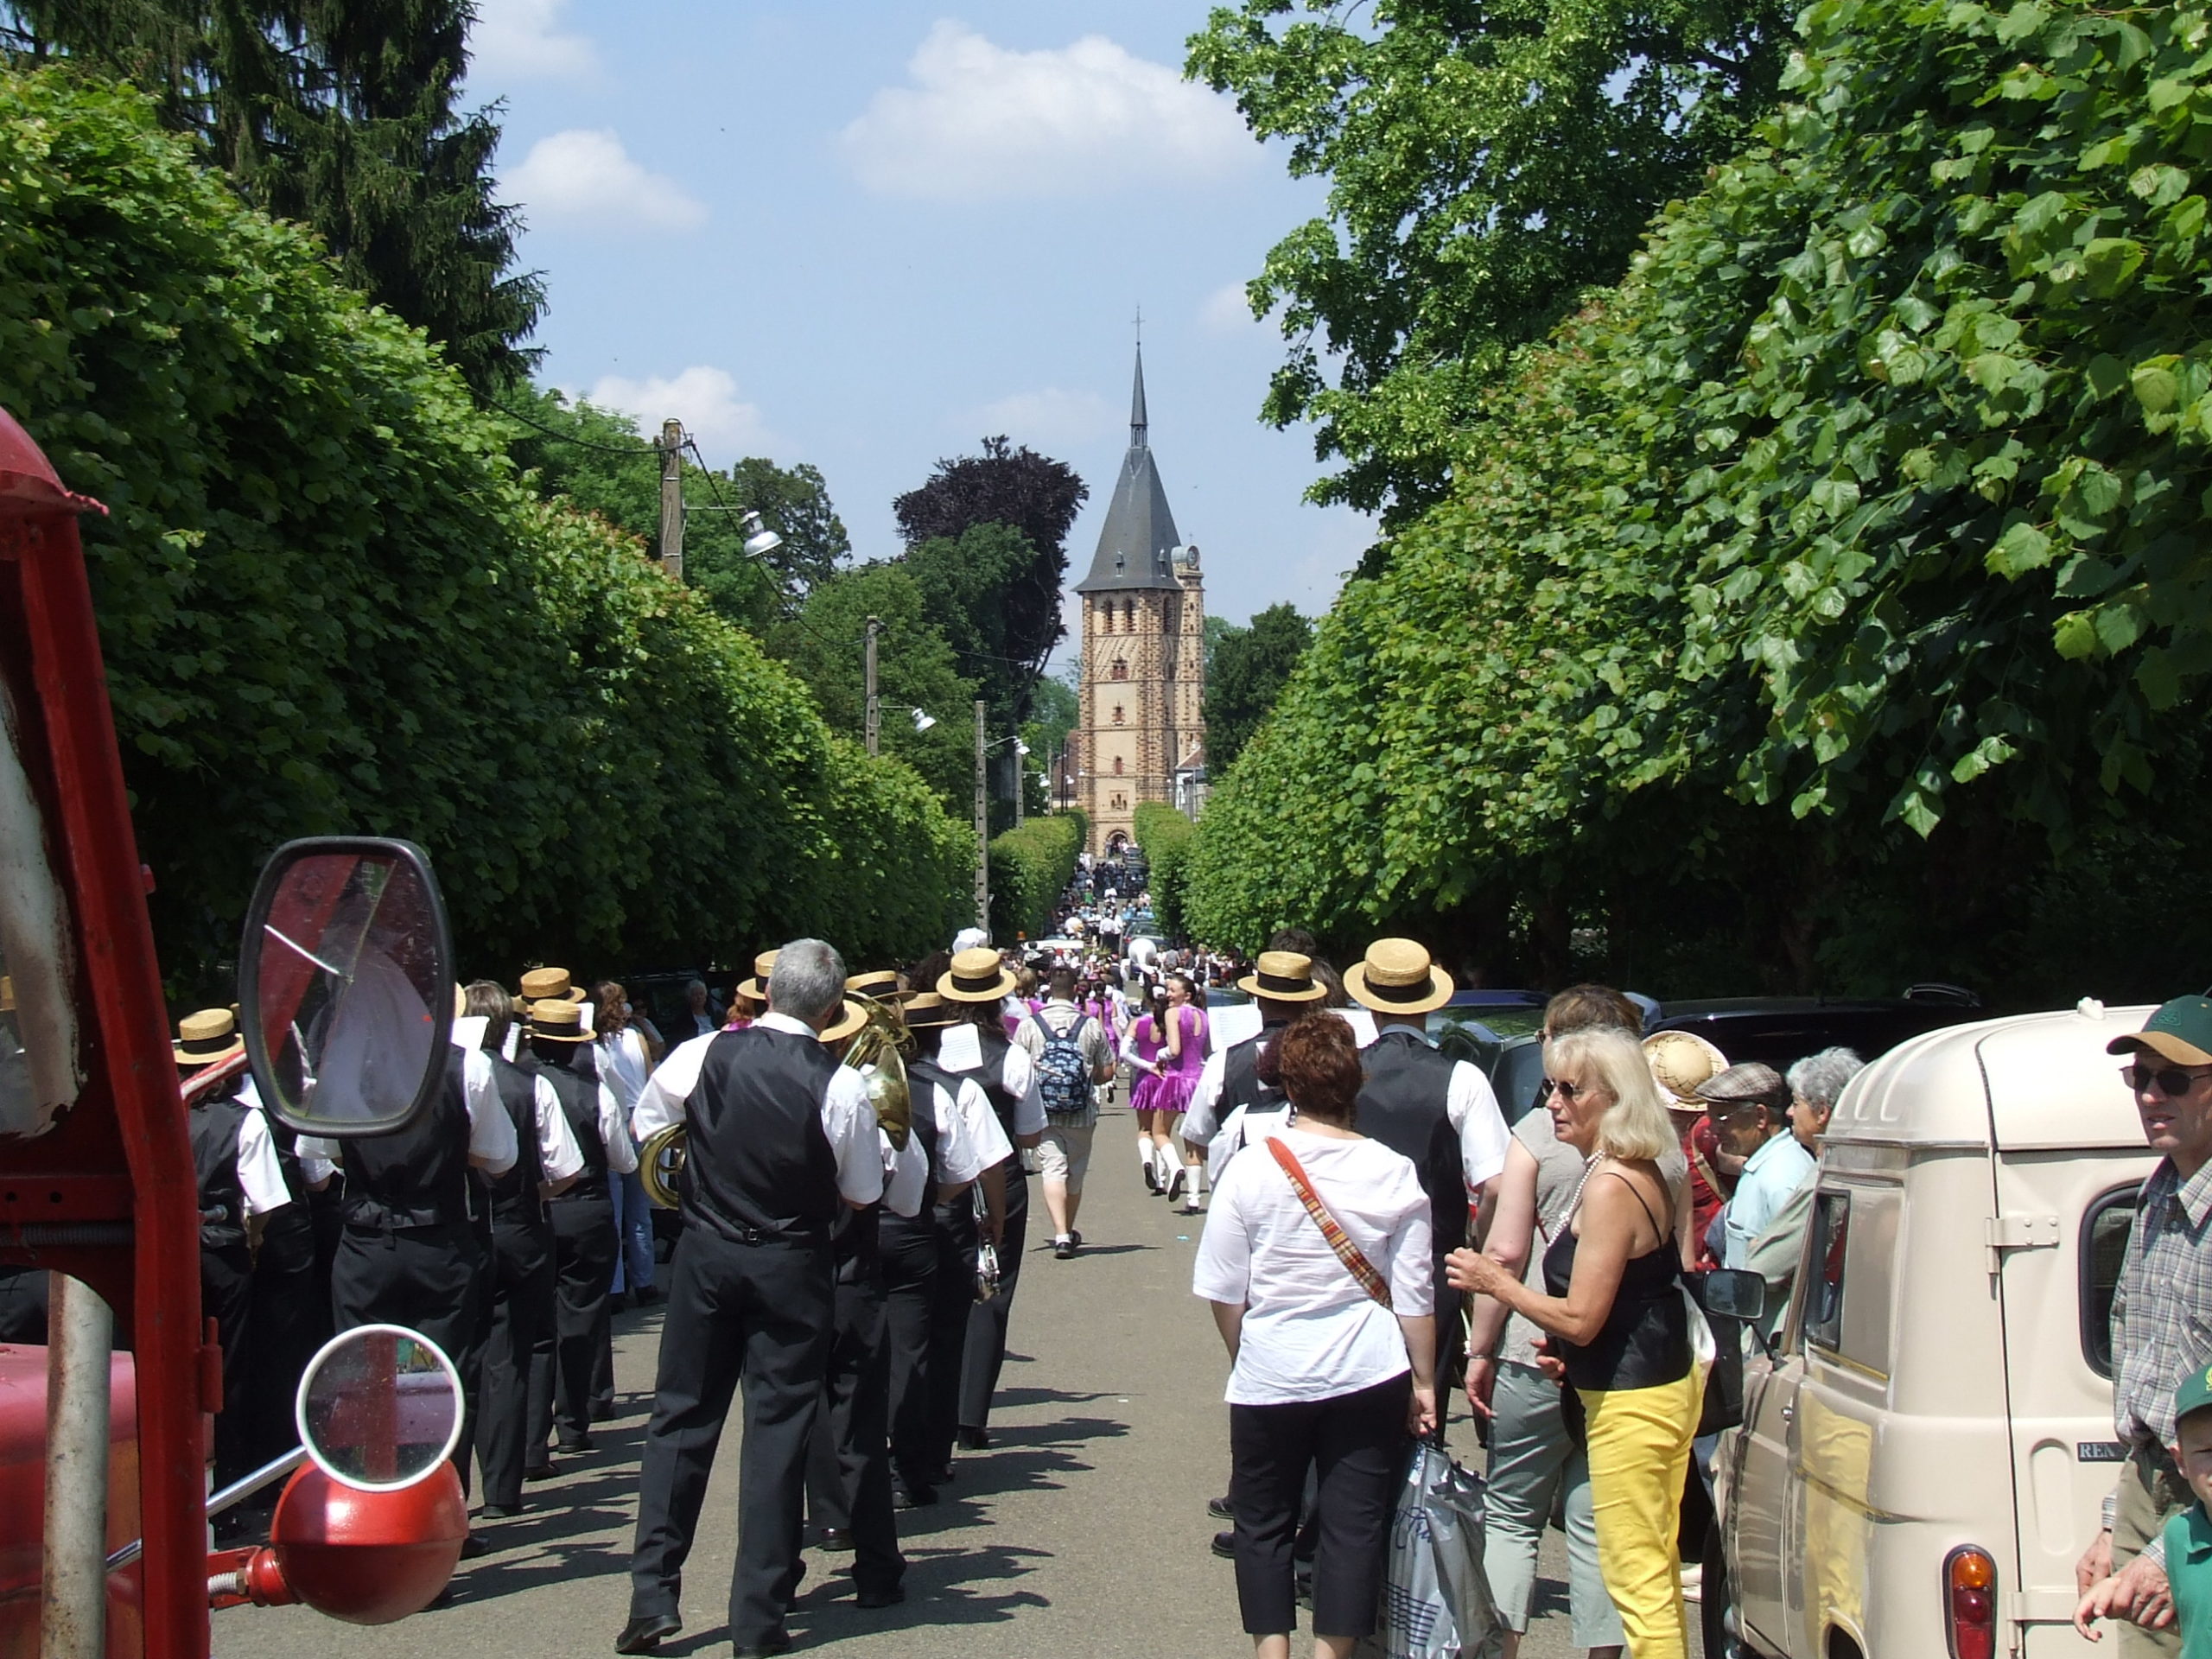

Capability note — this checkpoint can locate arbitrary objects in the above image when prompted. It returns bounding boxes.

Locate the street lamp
[911,709,937,733]
[741,510,783,558]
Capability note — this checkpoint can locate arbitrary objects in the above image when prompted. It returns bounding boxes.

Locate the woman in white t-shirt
[594,982,659,1306]
[1192,1016,1437,1659]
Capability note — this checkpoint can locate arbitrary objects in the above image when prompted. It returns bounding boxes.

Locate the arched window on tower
[1124,600,1136,631]
[1110,659,1128,681]
[1113,756,1124,775]
[1112,704,1125,724]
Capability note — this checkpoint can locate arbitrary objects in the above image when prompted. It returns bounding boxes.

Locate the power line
[490,398,657,458]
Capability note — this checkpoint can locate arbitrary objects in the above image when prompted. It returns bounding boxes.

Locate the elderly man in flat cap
[2075,996,2212,1654]
[1695,1061,1814,1272]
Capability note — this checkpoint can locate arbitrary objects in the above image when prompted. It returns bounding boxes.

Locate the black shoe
[855,1585,906,1609]
[480,1501,523,1518]
[1143,1161,1160,1192]
[1069,1230,1082,1249]
[816,1526,854,1552]
[957,1427,991,1451]
[461,1534,493,1560]
[613,1612,681,1654]
[608,1291,630,1314]
[524,1461,557,1483]
[893,1485,936,1510]
[558,1434,594,1454]
[589,1399,615,1422]
[1052,1236,1075,1259]
[731,1633,789,1658]
[1168,1167,1187,1201]
[929,1464,955,1487]
[1295,1571,1313,1609]
[1207,1495,1232,1520]
[1211,1529,1235,1560]
[635,1283,662,1306]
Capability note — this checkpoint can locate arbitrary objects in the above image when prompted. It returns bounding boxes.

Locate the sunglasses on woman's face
[1538,1077,1601,1104]
[2124,1062,2212,1098]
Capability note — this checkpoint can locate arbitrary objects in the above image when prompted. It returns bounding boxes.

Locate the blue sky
[467,0,1372,671]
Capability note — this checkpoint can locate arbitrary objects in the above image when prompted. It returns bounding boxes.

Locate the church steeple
[1075,343,1181,594]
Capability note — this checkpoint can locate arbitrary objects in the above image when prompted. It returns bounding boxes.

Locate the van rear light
[1945,1545,1999,1659]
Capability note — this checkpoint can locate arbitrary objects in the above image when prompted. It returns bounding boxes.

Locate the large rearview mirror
[1702,1268,1769,1323]
[238,836,452,1137]
[296,1324,462,1491]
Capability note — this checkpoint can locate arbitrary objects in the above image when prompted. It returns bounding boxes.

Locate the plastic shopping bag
[1379,1438,1505,1659]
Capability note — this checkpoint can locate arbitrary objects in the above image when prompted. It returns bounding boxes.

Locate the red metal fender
[259,1462,466,1625]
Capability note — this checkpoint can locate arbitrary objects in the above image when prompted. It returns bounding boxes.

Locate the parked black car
[1643,983,1982,1075]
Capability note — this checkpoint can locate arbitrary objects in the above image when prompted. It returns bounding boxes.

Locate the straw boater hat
[526,999,594,1045]
[519,967,577,1007]
[1643,1030,1730,1109]
[901,990,954,1029]
[938,946,1018,1004]
[845,969,904,1005]
[738,950,779,1004]
[818,998,869,1045]
[1236,950,1330,1003]
[174,1007,244,1068]
[1344,938,1454,1016]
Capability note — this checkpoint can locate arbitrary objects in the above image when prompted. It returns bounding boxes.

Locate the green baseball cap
[2107,996,2212,1066]
[2176,1362,2212,1432]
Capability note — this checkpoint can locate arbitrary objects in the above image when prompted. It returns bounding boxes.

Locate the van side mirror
[1703,1268,1768,1322]
[238,836,453,1138]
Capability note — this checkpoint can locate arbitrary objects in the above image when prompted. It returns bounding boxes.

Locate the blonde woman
[1448,1027,1703,1659]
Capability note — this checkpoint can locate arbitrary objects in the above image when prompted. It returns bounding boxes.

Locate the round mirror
[296,1324,462,1491]
[239,837,453,1136]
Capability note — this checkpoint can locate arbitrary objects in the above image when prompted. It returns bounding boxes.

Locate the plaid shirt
[2113,1157,2212,1450]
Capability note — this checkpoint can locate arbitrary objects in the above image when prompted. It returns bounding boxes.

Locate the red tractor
[0,406,467,1658]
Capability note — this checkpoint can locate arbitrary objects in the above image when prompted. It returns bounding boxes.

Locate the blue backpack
[1030,1010,1096,1122]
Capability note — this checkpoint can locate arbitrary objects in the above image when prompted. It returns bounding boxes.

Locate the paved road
[218,1096,1649,1657]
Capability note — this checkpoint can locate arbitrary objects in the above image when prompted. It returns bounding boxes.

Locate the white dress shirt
[924,1074,1014,1189]
[630,1013,884,1207]
[936,1023,1046,1135]
[232,1104,293,1218]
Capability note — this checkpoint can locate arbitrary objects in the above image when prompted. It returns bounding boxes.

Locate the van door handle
[1780,1402,1795,1424]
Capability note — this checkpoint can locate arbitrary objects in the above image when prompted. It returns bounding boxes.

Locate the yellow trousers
[1580,1368,1704,1659]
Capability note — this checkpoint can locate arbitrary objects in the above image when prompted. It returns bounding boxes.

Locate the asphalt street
[216,1094,1634,1658]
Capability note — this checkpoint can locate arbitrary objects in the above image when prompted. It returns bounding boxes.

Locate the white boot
[1181,1164,1205,1213]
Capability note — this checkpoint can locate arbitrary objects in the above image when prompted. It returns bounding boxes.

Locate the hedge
[988,812,1084,944]
[1131,802,1195,938]
[0,65,971,988]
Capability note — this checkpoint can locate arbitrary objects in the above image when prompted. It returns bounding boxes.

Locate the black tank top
[1541,1170,1691,1391]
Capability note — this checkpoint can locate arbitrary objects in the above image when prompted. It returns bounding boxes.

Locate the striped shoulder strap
[1267,1136,1393,1309]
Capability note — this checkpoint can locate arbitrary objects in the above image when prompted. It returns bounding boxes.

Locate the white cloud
[470,0,595,79]
[840,22,1256,200]
[976,387,1115,446]
[1201,280,1266,334]
[582,367,777,467]
[506,130,706,232]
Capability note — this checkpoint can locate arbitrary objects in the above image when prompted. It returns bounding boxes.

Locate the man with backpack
[1017,967,1116,1259]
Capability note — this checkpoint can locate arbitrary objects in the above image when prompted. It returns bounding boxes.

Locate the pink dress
[1127,1015,1166,1115]
[1154,1004,1208,1116]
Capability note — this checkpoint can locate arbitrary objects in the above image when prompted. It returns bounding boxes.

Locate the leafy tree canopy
[1187,0,1790,529]
[3,0,544,394]
[903,522,1052,728]
[893,436,1088,719]
[1204,602,1314,772]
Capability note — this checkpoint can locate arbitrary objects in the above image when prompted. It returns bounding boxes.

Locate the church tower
[1073,347,1206,855]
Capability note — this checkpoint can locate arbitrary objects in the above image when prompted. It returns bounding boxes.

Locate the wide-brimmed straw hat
[738,950,779,1004]
[519,967,576,1006]
[1344,938,1454,1016]
[527,999,594,1045]
[174,1007,244,1068]
[845,969,905,1004]
[1644,1030,1729,1108]
[938,947,1017,1004]
[1236,950,1330,1003]
[901,990,955,1029]
[818,998,869,1045]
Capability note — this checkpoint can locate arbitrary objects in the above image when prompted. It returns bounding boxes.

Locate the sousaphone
[842,995,912,1151]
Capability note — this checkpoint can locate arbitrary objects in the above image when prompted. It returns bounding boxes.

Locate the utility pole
[973,699,989,934]
[657,417,685,579]
[864,616,881,756]
[1014,740,1026,828]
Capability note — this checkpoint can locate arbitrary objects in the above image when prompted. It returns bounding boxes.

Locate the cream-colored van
[1710,1002,2158,1659]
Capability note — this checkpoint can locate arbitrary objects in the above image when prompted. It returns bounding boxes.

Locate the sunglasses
[1537,1077,1605,1105]
[2124,1062,2212,1097]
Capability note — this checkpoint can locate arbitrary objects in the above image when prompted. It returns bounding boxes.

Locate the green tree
[2,0,544,393]
[902,522,1046,727]
[1020,671,1078,816]
[1205,603,1314,772]
[1187,0,1790,528]
[728,455,851,600]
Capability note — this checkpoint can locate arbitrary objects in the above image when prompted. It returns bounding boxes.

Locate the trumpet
[842,996,912,1151]
[638,1122,687,1210]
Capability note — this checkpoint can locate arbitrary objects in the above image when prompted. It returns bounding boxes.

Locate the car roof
[1827,1002,2152,1152]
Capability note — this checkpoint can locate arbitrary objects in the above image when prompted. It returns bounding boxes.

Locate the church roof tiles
[1075,347,1185,594]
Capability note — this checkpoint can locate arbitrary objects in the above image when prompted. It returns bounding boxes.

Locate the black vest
[899,1057,954,1215]
[685,1026,842,1245]
[948,1026,1025,1185]
[190,1095,249,1250]
[342,1046,474,1232]
[479,1052,548,1226]
[1357,1028,1469,1261]
[541,1056,610,1203]
[1222,1029,1287,1116]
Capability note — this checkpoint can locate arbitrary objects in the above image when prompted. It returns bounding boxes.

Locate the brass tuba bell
[842,996,912,1151]
[638,1122,687,1210]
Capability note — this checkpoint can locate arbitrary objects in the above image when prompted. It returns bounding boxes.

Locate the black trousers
[629,1225,834,1647]
[476,1215,555,1507]
[243,1205,326,1475]
[879,1213,941,1493]
[201,1240,255,1488]
[531,1197,618,1449]
[958,1170,1027,1431]
[1230,1375,1410,1638]
[804,1275,905,1596]
[329,1221,486,1492]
